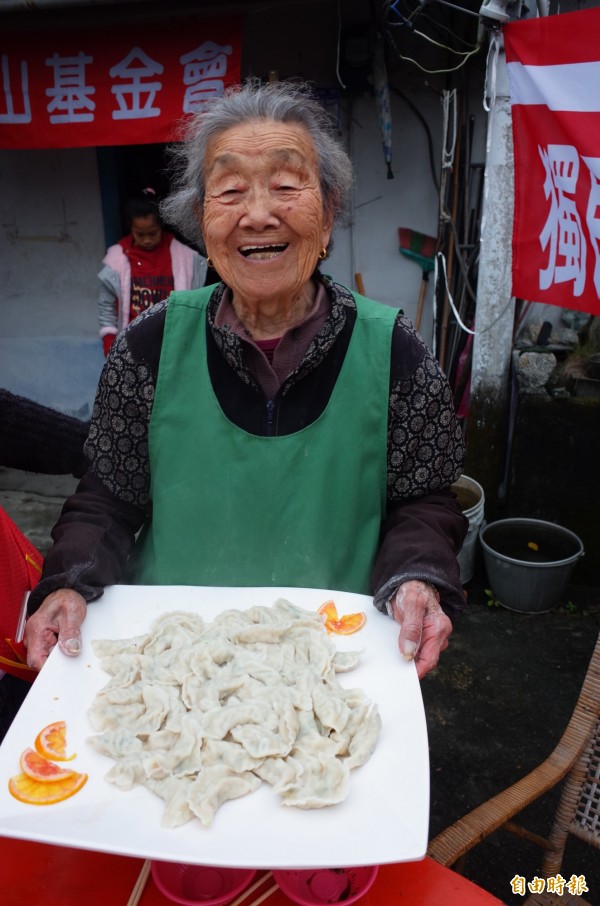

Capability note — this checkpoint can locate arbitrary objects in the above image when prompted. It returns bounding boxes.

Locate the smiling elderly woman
[25,80,467,680]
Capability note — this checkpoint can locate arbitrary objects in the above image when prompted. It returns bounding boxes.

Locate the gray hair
[160,79,353,251]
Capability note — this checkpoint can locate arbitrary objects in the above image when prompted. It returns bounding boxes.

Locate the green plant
[484,588,501,608]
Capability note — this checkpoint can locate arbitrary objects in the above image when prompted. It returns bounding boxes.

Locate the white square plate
[0,586,429,868]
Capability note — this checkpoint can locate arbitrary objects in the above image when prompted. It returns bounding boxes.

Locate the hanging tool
[373,34,394,179]
[397,227,437,331]
[355,273,366,295]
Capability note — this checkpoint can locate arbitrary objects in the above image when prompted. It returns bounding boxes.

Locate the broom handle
[415,272,428,331]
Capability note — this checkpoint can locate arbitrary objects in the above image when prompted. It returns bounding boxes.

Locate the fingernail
[64,638,81,654]
[402,640,418,661]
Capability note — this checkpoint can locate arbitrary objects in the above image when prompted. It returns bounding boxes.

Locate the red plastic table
[0,837,504,906]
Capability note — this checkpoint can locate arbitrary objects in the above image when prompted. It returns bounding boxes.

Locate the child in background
[98,187,207,356]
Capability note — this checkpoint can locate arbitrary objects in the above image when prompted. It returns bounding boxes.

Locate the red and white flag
[504,8,600,315]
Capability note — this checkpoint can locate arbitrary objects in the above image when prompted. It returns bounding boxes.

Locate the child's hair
[124,187,162,227]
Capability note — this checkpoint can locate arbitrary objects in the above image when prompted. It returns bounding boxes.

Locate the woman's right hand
[24,589,87,672]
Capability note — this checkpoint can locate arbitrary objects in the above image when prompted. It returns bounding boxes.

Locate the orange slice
[8,770,88,806]
[327,612,367,635]
[317,601,366,635]
[34,721,76,762]
[317,600,339,622]
[20,748,77,783]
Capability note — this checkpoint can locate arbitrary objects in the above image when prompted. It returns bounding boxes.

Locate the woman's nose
[239,188,280,227]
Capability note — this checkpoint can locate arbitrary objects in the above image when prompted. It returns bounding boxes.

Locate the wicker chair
[428,632,600,906]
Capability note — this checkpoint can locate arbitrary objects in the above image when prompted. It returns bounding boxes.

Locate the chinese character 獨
[538,143,587,297]
[583,155,600,299]
[180,41,232,112]
[0,54,32,124]
[45,51,95,124]
[110,47,163,120]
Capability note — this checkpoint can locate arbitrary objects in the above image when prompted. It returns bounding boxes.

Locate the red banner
[0,19,242,150]
[505,8,600,315]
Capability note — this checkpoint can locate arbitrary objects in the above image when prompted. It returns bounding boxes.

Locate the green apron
[131,286,396,594]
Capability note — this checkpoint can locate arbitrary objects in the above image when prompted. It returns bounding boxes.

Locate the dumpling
[312,680,351,734]
[281,750,349,808]
[186,765,262,827]
[147,774,195,828]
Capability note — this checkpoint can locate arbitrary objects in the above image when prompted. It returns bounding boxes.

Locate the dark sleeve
[371,490,468,623]
[27,472,146,614]
[371,314,468,622]
[0,389,89,477]
[26,304,166,615]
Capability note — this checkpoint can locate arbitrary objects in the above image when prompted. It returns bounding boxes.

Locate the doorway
[97,143,174,247]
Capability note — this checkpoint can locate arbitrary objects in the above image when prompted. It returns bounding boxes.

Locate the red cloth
[120,233,175,321]
[0,20,243,151]
[0,507,43,682]
[254,336,281,364]
[102,333,116,356]
[505,7,600,316]
[0,842,505,906]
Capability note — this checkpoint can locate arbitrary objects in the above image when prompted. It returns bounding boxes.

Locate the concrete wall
[0,146,106,418]
[326,89,449,343]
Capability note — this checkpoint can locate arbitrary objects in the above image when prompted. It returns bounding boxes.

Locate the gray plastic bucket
[452,475,485,584]
[479,518,585,613]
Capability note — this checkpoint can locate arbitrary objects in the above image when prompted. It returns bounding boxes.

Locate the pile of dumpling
[87,599,381,828]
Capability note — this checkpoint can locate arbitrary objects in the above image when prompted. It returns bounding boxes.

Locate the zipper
[265,398,275,436]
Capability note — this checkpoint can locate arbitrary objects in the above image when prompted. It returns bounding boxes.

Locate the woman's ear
[321,209,334,253]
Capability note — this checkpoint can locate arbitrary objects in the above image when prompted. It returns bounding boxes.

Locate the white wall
[1,147,105,336]
[0,146,106,417]
[327,85,486,350]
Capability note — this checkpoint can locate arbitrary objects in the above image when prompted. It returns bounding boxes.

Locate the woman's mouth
[239,243,288,260]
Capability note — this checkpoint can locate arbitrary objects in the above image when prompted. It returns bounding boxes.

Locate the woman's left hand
[391,580,452,680]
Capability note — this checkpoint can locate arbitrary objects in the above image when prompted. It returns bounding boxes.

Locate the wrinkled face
[201,119,333,309]
[131,214,162,251]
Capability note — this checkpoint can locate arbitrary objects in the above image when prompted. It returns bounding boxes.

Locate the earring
[318,247,327,260]
[206,257,214,268]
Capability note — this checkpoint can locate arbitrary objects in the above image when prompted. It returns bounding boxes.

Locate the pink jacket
[98,238,207,337]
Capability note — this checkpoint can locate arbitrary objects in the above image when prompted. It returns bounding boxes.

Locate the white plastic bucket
[452,474,485,584]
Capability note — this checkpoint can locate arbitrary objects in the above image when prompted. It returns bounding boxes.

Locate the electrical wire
[411,11,482,47]
[389,84,440,194]
[336,0,347,90]
[413,28,480,56]
[436,250,515,337]
[441,88,458,171]
[435,253,476,335]
[388,40,481,74]
[383,0,482,75]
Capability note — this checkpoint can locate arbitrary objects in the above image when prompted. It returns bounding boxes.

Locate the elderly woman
[25,80,467,681]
